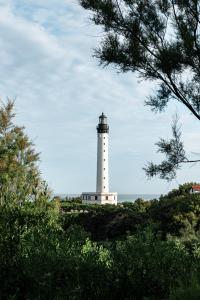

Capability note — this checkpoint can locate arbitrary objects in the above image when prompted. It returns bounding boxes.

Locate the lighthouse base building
[81,113,117,205]
[82,192,117,205]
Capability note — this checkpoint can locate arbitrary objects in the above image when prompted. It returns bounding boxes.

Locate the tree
[80,0,200,179]
[0,100,49,205]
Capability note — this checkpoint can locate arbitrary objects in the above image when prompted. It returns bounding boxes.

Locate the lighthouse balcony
[81,192,117,205]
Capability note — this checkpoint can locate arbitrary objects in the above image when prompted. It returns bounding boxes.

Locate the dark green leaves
[155,43,184,74]
[146,83,172,112]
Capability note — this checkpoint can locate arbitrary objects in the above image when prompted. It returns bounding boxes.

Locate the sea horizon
[53,193,161,202]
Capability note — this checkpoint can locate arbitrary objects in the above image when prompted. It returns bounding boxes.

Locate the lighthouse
[82,113,117,205]
[96,113,109,193]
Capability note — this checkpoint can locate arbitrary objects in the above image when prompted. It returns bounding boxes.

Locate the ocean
[117,194,160,202]
[55,194,160,202]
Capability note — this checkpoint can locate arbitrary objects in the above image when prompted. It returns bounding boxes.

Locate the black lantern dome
[97,113,109,133]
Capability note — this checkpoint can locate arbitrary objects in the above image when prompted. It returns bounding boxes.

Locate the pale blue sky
[0,0,199,194]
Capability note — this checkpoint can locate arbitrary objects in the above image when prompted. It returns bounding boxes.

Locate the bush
[2,183,200,298]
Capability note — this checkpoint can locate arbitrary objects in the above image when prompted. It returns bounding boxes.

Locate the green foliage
[61,201,147,241]
[0,204,61,298]
[2,204,200,299]
[2,183,200,299]
[123,198,151,213]
[59,187,200,241]
[112,229,193,299]
[149,192,200,239]
[0,204,114,299]
[0,100,50,206]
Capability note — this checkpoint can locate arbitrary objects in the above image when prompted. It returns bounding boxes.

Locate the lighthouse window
[104,150,105,152]
[95,196,97,200]
[104,143,105,145]
[106,196,108,200]
[104,159,105,161]
[104,168,105,170]
[104,177,105,179]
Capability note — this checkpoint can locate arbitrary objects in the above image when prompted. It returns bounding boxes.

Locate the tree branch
[166,73,200,120]
[115,0,160,60]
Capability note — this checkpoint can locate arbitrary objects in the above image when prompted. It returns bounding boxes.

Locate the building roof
[192,185,200,191]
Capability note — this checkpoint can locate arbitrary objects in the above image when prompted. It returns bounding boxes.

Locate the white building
[82,113,117,205]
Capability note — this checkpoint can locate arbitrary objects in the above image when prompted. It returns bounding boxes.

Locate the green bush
[2,184,200,298]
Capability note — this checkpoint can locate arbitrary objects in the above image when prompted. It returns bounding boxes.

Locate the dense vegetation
[2,184,200,299]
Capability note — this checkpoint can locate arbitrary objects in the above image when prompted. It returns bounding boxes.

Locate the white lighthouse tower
[96,113,109,194]
[82,113,117,205]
